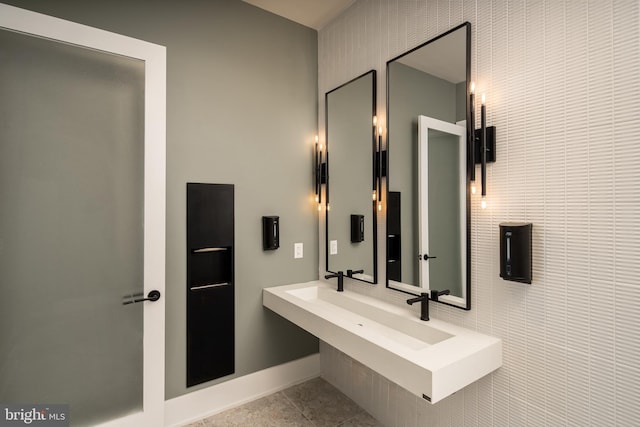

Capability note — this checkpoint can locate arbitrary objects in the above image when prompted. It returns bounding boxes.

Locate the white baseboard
[164,353,321,427]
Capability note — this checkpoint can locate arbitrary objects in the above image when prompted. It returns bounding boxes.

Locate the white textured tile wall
[318,1,640,426]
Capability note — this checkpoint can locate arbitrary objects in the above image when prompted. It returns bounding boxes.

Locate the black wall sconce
[373,117,386,212]
[469,82,496,209]
[314,135,327,211]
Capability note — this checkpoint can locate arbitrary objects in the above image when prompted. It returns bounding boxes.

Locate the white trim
[0,3,161,57]
[164,354,321,427]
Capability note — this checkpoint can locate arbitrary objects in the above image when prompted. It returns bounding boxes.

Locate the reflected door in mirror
[418,116,466,298]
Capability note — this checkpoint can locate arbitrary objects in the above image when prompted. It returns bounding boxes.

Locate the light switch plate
[330,240,338,255]
[294,243,303,259]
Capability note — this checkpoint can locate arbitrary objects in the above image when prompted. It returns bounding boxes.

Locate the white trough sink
[263,280,502,404]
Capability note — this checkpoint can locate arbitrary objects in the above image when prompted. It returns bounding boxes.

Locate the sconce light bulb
[471,183,477,195]
[315,135,319,143]
[315,194,319,203]
[373,116,377,126]
[481,93,486,105]
[470,81,475,94]
[378,202,382,211]
[372,191,377,200]
[481,197,487,209]
[320,144,323,151]
[378,125,383,136]
[317,204,321,211]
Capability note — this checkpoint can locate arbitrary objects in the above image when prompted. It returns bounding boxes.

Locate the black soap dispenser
[350,214,365,243]
[499,222,532,284]
[262,216,279,250]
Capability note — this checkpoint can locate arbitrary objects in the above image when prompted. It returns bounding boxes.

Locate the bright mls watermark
[0,405,68,426]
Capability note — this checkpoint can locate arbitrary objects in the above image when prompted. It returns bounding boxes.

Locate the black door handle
[123,290,161,305]
[422,254,437,261]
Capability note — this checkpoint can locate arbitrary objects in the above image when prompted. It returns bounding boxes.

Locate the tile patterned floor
[185,377,383,427]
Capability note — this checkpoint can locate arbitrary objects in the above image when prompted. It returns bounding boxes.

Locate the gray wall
[2,0,320,399]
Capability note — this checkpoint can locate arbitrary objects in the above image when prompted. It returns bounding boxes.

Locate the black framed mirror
[386,23,471,309]
[325,70,377,284]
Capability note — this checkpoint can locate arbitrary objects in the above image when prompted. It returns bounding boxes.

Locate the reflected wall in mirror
[326,70,377,284]
[386,23,470,309]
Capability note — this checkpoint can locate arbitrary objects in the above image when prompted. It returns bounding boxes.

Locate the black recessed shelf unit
[186,183,235,387]
[387,191,401,282]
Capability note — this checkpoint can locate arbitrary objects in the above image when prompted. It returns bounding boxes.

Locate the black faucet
[406,289,450,321]
[406,292,430,321]
[430,288,450,301]
[324,271,344,292]
[346,269,364,278]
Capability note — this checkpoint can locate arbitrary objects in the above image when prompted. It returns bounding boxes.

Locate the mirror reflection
[325,70,377,284]
[386,23,470,308]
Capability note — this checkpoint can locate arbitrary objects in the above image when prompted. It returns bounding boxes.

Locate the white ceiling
[242,0,465,84]
[242,0,355,30]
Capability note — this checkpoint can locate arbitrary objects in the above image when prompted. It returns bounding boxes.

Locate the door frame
[0,4,166,426]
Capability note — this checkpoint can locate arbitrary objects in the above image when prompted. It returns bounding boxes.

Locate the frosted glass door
[0,6,165,426]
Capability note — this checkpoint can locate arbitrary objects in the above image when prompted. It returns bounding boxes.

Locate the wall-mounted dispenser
[186,183,234,387]
[262,216,279,250]
[499,222,532,284]
[350,214,364,243]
